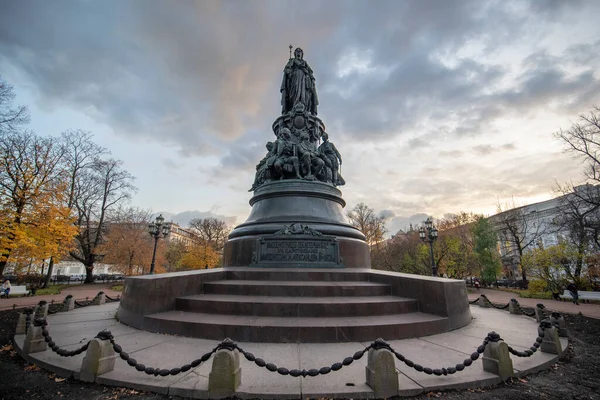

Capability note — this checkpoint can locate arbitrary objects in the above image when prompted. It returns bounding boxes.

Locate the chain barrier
[506,320,550,357]
[103,329,221,376]
[24,308,34,334]
[471,295,541,313]
[372,337,489,375]
[37,318,91,357]
[235,340,370,377]
[105,295,121,302]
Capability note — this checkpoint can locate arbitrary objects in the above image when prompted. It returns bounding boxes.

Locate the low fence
[14,293,567,399]
[2,291,120,312]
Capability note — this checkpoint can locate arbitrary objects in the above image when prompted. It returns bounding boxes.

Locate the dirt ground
[0,306,598,400]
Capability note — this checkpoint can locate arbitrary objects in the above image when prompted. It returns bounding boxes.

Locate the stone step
[175,294,418,317]
[224,268,372,282]
[143,311,449,343]
[202,280,391,297]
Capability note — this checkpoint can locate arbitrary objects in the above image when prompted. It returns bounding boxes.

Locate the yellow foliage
[179,243,220,271]
[7,183,77,264]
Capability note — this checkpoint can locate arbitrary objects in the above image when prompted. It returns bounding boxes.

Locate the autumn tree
[0,75,29,134]
[70,158,136,283]
[433,213,480,279]
[555,106,600,186]
[374,230,430,275]
[188,217,230,252]
[473,217,502,285]
[188,217,231,268]
[98,207,154,276]
[346,202,387,248]
[492,200,547,282]
[164,240,187,271]
[178,244,220,271]
[0,131,66,276]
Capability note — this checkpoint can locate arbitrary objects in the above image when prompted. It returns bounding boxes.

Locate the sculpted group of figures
[250,128,344,191]
[250,46,345,191]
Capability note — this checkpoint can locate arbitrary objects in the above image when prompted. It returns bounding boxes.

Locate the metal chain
[506,320,550,357]
[38,319,90,357]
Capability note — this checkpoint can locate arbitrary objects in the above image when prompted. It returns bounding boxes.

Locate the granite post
[365,340,398,399]
[23,318,48,354]
[80,330,116,382]
[209,340,241,399]
[482,333,514,381]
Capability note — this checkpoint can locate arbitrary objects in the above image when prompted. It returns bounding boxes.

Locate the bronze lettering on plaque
[250,235,343,268]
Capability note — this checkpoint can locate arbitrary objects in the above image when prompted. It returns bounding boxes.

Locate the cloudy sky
[1,0,599,235]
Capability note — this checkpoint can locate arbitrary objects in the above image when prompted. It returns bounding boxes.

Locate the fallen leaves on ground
[0,344,13,353]
[24,364,40,372]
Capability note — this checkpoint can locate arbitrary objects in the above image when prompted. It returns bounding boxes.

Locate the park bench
[560,289,600,303]
[0,285,31,298]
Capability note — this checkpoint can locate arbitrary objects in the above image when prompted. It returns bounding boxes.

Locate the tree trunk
[43,256,54,289]
[84,264,94,284]
[0,259,7,277]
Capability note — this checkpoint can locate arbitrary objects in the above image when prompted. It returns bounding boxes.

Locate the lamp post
[148,214,170,274]
[419,217,439,277]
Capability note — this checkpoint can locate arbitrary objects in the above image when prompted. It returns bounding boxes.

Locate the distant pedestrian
[566,283,579,305]
[474,279,480,292]
[1,279,11,298]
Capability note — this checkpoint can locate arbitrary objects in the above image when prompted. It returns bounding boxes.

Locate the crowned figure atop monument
[281,47,319,116]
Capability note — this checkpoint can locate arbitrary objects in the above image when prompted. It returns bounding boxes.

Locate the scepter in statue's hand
[289,44,293,59]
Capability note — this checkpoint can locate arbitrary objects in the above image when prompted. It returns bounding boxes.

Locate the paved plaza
[14,302,567,399]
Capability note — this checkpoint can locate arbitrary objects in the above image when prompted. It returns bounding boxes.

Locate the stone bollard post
[80,330,116,382]
[23,318,48,354]
[209,339,241,399]
[36,301,49,318]
[61,295,75,312]
[93,292,106,305]
[540,321,563,355]
[15,308,34,335]
[550,313,567,337]
[482,332,514,381]
[535,304,546,323]
[478,296,491,308]
[365,339,399,399]
[508,299,522,315]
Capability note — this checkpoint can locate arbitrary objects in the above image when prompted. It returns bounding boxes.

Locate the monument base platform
[223,180,371,268]
[118,268,472,343]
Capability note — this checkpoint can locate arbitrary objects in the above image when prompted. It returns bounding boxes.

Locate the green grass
[111,284,123,292]
[34,284,71,296]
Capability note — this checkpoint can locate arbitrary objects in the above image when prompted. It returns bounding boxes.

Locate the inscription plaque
[250,235,343,268]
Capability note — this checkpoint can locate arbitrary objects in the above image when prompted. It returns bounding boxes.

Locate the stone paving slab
[235,342,302,399]
[298,342,375,399]
[13,303,568,399]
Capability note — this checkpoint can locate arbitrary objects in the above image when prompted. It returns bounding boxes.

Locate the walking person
[566,282,579,305]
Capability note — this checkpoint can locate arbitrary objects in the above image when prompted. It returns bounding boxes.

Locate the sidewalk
[468,288,600,319]
[0,283,121,311]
